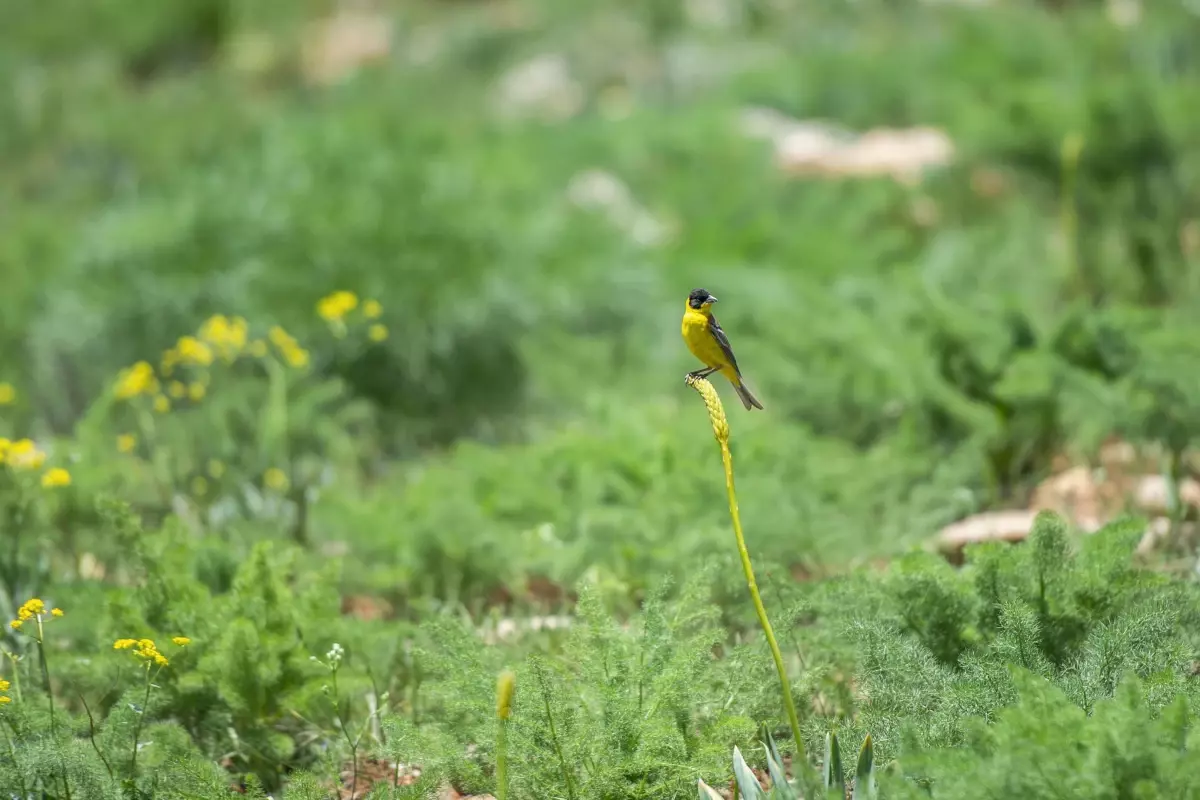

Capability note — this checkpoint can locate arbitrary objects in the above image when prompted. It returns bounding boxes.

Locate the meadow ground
[1,1,1199,797]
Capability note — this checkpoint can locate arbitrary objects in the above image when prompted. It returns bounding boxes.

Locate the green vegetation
[2,0,1199,797]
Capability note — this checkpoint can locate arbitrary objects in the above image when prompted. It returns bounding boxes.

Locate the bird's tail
[733,378,764,411]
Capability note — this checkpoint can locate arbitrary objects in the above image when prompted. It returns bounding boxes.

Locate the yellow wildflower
[20,599,43,616]
[199,314,248,360]
[268,326,311,368]
[268,326,293,348]
[0,382,15,405]
[363,299,383,319]
[117,434,137,453]
[51,608,63,618]
[12,598,50,628]
[263,467,289,492]
[41,468,71,488]
[0,697,10,705]
[115,361,157,400]
[169,380,186,399]
[173,336,214,367]
[116,638,169,666]
[496,670,516,720]
[171,637,190,646]
[368,324,388,343]
[7,439,46,470]
[283,346,309,369]
[153,395,171,414]
[317,290,358,323]
[0,680,9,691]
[188,382,206,401]
[134,638,168,666]
[198,314,229,343]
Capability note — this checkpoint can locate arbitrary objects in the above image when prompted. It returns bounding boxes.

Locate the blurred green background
[3,0,1199,603]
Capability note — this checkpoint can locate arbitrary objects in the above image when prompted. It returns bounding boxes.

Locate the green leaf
[765,728,786,774]
[823,730,844,792]
[855,734,876,799]
[733,746,765,800]
[698,779,725,800]
[763,742,792,798]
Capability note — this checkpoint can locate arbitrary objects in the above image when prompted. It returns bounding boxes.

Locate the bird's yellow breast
[682,307,725,368]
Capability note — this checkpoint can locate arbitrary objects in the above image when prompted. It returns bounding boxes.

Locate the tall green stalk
[685,376,806,764]
[495,670,515,800]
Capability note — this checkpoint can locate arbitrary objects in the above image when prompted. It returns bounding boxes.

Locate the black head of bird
[687,288,718,309]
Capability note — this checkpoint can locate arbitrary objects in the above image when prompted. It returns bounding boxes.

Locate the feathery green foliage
[3,0,1200,797]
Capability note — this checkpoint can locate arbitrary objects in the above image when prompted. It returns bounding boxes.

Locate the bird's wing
[707,314,741,375]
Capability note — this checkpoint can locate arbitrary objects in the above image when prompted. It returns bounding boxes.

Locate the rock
[493,54,583,121]
[935,510,1038,563]
[301,9,392,86]
[739,107,953,183]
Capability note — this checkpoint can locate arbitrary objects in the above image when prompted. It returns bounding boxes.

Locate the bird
[681,287,763,410]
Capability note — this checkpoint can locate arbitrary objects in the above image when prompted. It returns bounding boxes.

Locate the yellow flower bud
[496,670,516,720]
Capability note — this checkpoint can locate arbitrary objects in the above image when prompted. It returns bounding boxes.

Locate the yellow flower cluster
[113,635,189,667]
[163,335,214,371]
[114,361,159,400]
[0,439,71,487]
[317,291,387,341]
[317,290,358,322]
[9,598,63,631]
[114,638,168,667]
[0,438,45,470]
[198,314,248,361]
[269,326,310,368]
[117,314,296,415]
[0,677,10,705]
[0,382,15,406]
[41,468,71,488]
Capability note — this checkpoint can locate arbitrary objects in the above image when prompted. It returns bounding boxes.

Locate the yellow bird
[681,288,763,410]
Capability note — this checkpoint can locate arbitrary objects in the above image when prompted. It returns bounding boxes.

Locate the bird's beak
[705,296,718,304]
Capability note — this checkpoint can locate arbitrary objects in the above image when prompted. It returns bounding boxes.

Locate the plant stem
[36,618,72,799]
[81,693,116,781]
[534,662,576,800]
[495,716,508,800]
[332,669,359,798]
[718,438,806,763]
[130,664,154,790]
